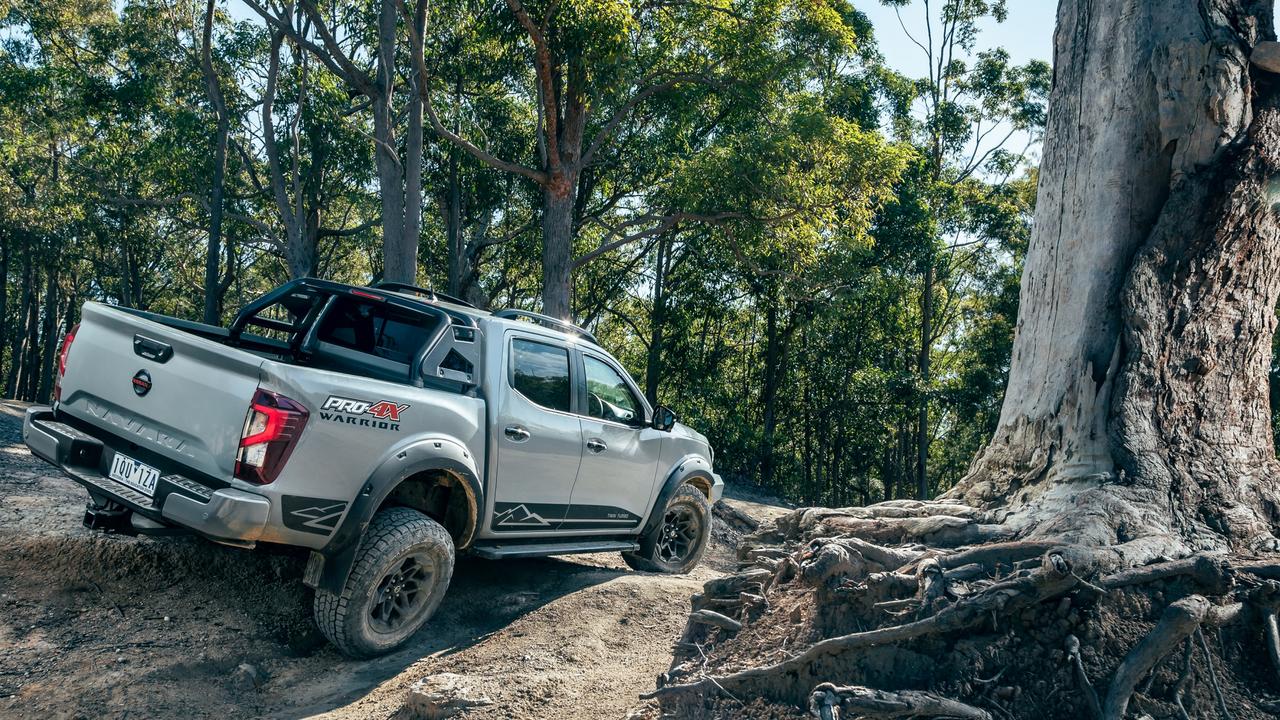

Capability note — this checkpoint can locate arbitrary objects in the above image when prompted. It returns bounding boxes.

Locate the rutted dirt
[0,401,789,719]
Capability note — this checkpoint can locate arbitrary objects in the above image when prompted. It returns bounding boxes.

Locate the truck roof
[370,282,601,347]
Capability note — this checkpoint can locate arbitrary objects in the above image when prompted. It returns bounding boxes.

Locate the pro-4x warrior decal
[318,395,408,431]
[281,495,349,535]
[490,502,641,531]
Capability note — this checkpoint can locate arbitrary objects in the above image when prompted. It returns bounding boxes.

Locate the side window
[584,355,641,425]
[511,339,572,413]
[316,297,437,365]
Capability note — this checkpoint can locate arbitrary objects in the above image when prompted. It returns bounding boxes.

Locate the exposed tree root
[808,683,992,719]
[643,503,1280,720]
[1102,595,1211,719]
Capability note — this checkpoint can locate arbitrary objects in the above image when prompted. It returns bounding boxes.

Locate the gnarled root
[645,547,1091,700]
[1101,595,1212,719]
[643,490,1280,720]
[809,683,992,719]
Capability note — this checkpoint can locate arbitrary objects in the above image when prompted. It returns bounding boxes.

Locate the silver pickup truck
[23,278,722,657]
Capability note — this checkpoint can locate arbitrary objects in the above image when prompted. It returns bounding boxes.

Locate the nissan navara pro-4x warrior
[23,279,723,657]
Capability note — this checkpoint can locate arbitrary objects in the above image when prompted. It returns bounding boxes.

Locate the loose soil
[0,401,789,719]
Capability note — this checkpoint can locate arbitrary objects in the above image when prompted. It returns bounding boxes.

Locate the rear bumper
[23,406,270,546]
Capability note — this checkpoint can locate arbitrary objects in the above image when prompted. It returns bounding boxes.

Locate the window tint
[584,355,641,424]
[316,297,437,365]
[511,339,571,412]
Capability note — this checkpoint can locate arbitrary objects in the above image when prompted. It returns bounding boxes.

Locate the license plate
[108,452,160,497]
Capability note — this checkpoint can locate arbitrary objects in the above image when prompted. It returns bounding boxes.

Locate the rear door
[567,352,663,531]
[57,302,266,481]
[489,333,583,532]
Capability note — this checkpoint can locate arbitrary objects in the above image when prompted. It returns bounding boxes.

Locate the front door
[491,334,582,532]
[568,353,664,531]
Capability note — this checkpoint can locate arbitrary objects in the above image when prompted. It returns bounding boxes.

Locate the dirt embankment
[0,401,788,720]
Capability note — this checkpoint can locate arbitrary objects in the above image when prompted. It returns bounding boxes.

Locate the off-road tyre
[314,507,454,658]
[622,484,711,574]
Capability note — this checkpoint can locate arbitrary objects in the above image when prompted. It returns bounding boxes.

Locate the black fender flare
[315,437,482,593]
[639,454,715,539]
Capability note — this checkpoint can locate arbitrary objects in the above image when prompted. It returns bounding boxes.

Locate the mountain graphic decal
[493,504,552,528]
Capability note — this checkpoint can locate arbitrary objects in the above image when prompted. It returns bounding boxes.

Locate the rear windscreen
[316,297,441,365]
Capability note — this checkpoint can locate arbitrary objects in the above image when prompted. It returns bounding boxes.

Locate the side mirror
[652,405,677,432]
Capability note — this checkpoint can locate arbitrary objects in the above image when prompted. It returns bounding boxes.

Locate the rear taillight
[235,389,308,485]
[53,322,80,403]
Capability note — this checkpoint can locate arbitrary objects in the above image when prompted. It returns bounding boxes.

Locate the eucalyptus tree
[403,0,885,319]
[243,0,426,283]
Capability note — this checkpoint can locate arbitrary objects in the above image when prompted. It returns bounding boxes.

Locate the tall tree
[245,0,425,283]
[953,0,1280,552]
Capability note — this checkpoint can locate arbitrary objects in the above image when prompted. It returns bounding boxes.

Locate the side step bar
[470,539,639,560]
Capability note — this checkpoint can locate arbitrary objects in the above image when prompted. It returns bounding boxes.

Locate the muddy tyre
[622,484,711,574]
[314,507,454,658]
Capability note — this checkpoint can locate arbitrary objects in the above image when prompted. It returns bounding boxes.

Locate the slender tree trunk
[0,242,10,385]
[445,167,463,295]
[36,272,57,403]
[917,262,933,500]
[200,0,228,325]
[21,277,40,401]
[644,234,670,406]
[760,301,783,488]
[6,254,29,398]
[954,0,1280,553]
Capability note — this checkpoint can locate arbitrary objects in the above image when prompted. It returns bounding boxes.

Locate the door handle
[504,425,531,442]
[586,438,608,454]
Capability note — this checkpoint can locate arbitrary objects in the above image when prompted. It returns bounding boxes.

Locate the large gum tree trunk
[954,0,1280,553]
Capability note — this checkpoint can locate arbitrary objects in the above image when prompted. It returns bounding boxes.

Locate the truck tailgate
[57,302,265,481]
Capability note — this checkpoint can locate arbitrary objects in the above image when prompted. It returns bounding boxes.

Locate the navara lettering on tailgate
[319,395,408,430]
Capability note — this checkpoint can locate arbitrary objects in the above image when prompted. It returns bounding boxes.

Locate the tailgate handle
[133,334,174,363]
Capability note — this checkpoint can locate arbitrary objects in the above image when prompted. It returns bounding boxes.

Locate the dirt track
[0,401,787,719]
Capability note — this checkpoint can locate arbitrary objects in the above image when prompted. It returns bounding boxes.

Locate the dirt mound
[639,506,1280,719]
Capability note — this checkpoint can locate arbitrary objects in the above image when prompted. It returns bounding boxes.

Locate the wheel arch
[640,454,715,538]
[314,437,481,594]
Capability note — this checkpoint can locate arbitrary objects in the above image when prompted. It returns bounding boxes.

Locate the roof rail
[371,281,478,309]
[493,309,598,344]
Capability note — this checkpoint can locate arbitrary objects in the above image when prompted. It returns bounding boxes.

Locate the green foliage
[0,0,1043,506]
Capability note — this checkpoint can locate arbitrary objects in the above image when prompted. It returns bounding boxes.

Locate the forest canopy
[0,0,1050,504]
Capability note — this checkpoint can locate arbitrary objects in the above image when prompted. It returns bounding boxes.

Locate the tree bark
[917,262,933,500]
[36,271,57,403]
[541,186,576,319]
[6,253,30,398]
[644,234,671,406]
[953,0,1280,553]
[200,0,228,325]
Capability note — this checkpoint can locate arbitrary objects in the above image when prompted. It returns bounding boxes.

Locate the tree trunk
[953,0,1280,553]
[21,276,40,402]
[0,242,10,385]
[644,234,670,406]
[445,132,464,295]
[36,271,57,403]
[200,0,228,325]
[760,301,786,488]
[541,186,575,319]
[917,261,933,500]
[6,254,30,398]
